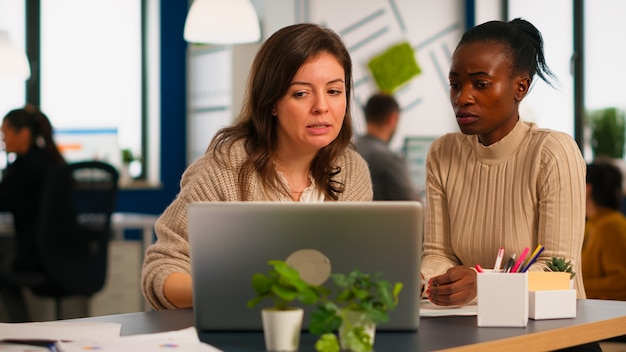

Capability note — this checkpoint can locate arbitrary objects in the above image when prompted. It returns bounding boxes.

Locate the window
[40,0,144,177]
[0,0,26,120]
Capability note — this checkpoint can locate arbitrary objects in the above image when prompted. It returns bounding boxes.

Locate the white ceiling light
[0,30,30,80]
[183,0,261,45]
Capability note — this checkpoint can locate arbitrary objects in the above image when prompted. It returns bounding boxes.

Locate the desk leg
[141,226,154,311]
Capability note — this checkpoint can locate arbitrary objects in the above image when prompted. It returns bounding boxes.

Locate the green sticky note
[367,41,421,93]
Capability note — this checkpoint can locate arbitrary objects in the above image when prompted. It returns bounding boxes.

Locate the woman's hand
[427,266,477,306]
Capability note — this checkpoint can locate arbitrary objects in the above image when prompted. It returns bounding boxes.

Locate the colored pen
[474,264,484,273]
[493,247,505,272]
[503,253,517,273]
[521,246,545,272]
[521,245,543,270]
[511,247,530,273]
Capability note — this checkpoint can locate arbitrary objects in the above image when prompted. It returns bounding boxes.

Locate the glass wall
[40,0,142,172]
[508,0,574,137]
[0,0,26,118]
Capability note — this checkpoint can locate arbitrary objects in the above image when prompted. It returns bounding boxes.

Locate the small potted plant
[309,270,403,352]
[544,257,576,289]
[247,260,326,352]
[544,257,576,279]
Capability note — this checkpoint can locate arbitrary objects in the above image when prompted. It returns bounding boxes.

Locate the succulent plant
[544,257,576,279]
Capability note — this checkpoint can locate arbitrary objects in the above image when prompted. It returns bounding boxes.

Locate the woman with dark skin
[0,105,66,272]
[422,18,586,309]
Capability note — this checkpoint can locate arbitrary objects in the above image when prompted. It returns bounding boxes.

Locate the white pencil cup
[477,272,528,327]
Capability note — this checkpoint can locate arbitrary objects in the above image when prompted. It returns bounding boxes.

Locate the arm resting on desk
[164,272,193,308]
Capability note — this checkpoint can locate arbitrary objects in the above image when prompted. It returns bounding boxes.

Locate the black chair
[0,161,119,321]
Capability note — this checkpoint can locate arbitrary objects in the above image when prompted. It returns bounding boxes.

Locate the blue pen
[521,246,545,272]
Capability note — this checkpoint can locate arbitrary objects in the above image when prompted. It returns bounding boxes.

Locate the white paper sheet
[57,327,222,352]
[0,321,121,340]
[420,299,478,317]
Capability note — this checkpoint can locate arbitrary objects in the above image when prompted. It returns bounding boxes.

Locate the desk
[110,212,159,255]
[71,299,626,351]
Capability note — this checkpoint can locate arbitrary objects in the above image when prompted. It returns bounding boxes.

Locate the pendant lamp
[0,30,30,80]
[183,0,261,45]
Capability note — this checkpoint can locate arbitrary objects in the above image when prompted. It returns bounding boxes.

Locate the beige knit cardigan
[141,140,373,309]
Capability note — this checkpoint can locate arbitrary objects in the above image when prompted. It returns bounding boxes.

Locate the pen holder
[477,272,528,327]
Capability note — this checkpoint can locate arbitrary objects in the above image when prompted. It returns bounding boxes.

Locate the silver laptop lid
[188,201,423,332]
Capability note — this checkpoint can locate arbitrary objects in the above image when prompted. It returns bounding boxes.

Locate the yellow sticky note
[528,272,571,291]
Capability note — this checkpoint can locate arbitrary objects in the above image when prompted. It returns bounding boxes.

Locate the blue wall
[115,0,188,215]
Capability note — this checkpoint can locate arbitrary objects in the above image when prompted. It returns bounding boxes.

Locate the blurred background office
[1,0,626,324]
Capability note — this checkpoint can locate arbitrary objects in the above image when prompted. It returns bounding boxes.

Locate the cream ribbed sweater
[422,120,587,298]
[142,140,373,309]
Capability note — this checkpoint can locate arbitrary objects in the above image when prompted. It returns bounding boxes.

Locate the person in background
[422,18,587,306]
[141,23,373,310]
[582,161,626,300]
[354,93,420,201]
[0,105,66,273]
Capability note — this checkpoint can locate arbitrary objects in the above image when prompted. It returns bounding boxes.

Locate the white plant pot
[261,308,303,352]
[339,309,376,351]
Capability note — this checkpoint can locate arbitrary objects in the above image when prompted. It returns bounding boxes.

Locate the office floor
[0,290,89,322]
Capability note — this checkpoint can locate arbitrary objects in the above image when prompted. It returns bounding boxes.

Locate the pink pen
[510,247,530,273]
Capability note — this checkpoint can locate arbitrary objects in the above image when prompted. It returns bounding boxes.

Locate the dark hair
[3,105,66,165]
[364,93,399,125]
[209,23,353,200]
[586,161,622,210]
[457,18,557,87]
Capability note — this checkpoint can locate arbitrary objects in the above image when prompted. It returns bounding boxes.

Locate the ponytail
[4,105,66,166]
[457,17,558,88]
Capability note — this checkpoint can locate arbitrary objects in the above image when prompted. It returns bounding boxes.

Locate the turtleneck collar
[471,119,532,164]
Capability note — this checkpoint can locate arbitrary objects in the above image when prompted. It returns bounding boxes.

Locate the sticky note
[528,272,571,291]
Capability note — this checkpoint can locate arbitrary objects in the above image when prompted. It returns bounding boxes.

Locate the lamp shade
[0,30,30,80]
[183,0,261,45]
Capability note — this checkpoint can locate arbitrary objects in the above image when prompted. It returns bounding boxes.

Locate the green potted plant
[247,260,326,352]
[589,107,626,159]
[309,270,403,352]
[544,257,576,279]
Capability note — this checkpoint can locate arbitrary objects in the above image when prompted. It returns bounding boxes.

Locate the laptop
[187,201,423,332]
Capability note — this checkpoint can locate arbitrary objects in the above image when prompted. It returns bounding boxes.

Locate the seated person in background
[141,23,373,310]
[422,18,587,306]
[354,93,420,201]
[0,105,66,272]
[582,161,626,300]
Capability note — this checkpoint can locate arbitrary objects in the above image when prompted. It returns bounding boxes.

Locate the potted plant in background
[589,107,626,160]
[247,260,326,352]
[588,107,626,191]
[310,270,403,352]
[120,148,134,184]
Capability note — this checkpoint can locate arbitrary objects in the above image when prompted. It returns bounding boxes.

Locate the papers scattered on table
[0,322,221,352]
[0,321,121,340]
[58,327,221,352]
[0,321,121,351]
[420,299,478,317]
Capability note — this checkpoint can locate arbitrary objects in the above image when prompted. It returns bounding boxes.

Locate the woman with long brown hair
[142,23,373,310]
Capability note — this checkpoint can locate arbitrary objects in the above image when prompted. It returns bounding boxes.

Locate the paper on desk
[0,321,121,340]
[57,327,222,352]
[420,299,478,317]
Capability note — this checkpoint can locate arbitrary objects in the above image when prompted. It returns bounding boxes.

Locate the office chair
[0,161,119,321]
